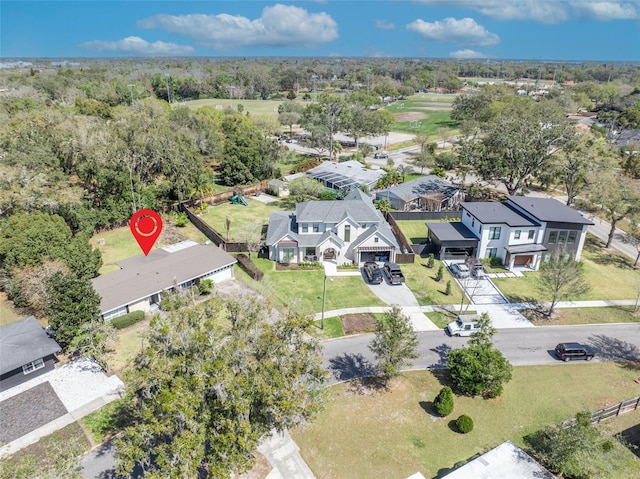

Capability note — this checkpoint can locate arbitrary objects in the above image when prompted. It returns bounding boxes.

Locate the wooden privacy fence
[182,181,269,209]
[180,204,248,252]
[561,396,640,428]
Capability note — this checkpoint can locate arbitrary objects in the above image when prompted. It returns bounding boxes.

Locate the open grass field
[293,364,640,479]
[384,94,459,137]
[181,98,310,119]
[90,214,208,275]
[233,258,385,315]
[198,197,285,242]
[494,238,640,303]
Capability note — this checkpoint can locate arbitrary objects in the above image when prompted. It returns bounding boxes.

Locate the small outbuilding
[0,316,61,391]
[427,221,478,260]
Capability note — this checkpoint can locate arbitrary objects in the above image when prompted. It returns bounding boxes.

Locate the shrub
[111,310,145,329]
[426,253,435,268]
[433,386,454,417]
[174,212,189,227]
[456,414,474,433]
[435,264,444,282]
[198,279,214,295]
[445,280,452,295]
[237,253,264,281]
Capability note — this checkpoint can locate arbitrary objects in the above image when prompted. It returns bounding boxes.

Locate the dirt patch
[394,112,428,122]
[341,313,376,335]
[238,451,272,479]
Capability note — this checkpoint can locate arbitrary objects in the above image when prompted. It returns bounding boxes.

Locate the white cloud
[137,4,338,50]
[420,0,640,22]
[80,36,194,56]
[407,17,500,46]
[449,49,487,59]
[375,20,396,30]
[569,1,640,20]
[419,0,569,23]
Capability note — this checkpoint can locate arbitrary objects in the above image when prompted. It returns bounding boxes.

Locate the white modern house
[266,189,401,265]
[92,241,236,321]
[429,196,593,271]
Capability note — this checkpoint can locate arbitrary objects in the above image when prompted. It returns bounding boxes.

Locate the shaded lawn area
[401,259,464,306]
[528,306,640,326]
[234,258,385,315]
[106,318,150,376]
[197,198,284,242]
[293,364,640,479]
[90,214,208,275]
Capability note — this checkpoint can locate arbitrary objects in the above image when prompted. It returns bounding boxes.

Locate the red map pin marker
[130,209,163,256]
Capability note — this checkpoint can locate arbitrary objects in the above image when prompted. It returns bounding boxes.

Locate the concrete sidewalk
[258,430,316,479]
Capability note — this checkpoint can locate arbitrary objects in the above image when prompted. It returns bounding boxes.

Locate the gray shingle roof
[462,202,538,227]
[376,176,458,202]
[266,211,295,245]
[507,196,594,225]
[0,316,61,375]
[92,243,236,314]
[296,195,381,224]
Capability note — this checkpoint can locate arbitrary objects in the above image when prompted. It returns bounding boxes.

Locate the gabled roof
[507,196,594,225]
[266,211,296,245]
[377,176,459,202]
[92,242,236,314]
[0,316,61,375]
[613,129,640,147]
[296,194,381,224]
[462,202,538,227]
[350,224,398,250]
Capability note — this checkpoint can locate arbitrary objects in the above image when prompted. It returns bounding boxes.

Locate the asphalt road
[324,323,640,384]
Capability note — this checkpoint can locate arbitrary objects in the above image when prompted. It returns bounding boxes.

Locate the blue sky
[2,1,639,61]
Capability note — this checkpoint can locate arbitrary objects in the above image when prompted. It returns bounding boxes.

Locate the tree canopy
[116,297,326,478]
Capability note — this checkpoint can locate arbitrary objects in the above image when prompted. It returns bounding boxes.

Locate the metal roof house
[429,196,593,270]
[0,316,61,391]
[443,441,555,479]
[306,160,386,191]
[92,241,236,321]
[266,189,401,265]
[375,176,464,211]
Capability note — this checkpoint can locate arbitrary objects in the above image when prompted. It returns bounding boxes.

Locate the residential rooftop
[507,196,594,225]
[0,316,61,376]
[462,202,538,228]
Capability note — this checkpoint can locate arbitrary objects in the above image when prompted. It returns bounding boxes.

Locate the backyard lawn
[233,258,385,315]
[395,220,429,244]
[293,363,640,479]
[90,214,208,275]
[197,197,285,242]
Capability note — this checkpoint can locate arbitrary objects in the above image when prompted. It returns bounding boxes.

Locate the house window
[489,227,501,240]
[567,231,577,245]
[374,237,379,243]
[548,231,558,244]
[479,226,482,234]
[22,358,45,375]
[558,231,567,244]
[344,225,351,242]
[305,247,315,256]
[485,247,498,258]
[466,211,471,218]
[103,305,128,321]
[514,230,521,239]
[313,223,319,233]
[282,248,295,263]
[301,223,308,233]
[528,230,535,239]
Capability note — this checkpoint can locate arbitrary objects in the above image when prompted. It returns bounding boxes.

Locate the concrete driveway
[364,272,419,307]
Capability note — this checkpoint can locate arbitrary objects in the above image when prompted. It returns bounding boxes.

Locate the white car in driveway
[450,262,470,278]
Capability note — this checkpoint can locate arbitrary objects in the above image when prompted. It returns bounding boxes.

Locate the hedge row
[111,310,145,329]
[237,254,264,281]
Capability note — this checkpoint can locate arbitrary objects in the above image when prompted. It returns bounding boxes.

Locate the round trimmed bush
[433,386,454,417]
[456,414,474,434]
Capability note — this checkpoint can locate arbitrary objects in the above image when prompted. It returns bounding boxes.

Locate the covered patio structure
[427,222,478,261]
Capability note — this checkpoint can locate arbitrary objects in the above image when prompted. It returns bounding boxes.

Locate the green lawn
[531,306,640,326]
[234,258,385,315]
[197,198,285,242]
[180,98,308,118]
[395,220,429,244]
[293,364,640,479]
[494,239,640,303]
[90,214,208,275]
[401,259,464,306]
[0,292,30,327]
[384,94,459,137]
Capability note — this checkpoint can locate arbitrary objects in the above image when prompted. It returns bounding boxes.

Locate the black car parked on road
[555,342,595,361]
